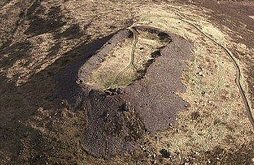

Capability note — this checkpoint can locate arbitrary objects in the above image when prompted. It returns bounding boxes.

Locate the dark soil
[122,31,192,133]
[81,90,146,158]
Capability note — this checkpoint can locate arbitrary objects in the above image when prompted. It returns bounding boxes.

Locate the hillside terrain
[0,0,254,164]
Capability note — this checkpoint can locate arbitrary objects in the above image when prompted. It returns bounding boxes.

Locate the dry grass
[133,5,254,161]
[1,0,254,164]
[86,29,167,90]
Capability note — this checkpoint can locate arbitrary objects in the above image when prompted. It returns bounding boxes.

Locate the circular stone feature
[78,26,172,90]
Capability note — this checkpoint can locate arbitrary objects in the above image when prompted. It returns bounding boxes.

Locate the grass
[2,1,253,164]
[85,27,170,90]
[134,5,254,162]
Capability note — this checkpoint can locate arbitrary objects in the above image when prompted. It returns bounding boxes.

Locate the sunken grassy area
[85,27,171,90]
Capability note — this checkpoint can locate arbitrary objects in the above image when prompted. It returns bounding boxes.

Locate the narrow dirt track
[110,28,139,87]
[175,16,254,131]
[141,5,254,130]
